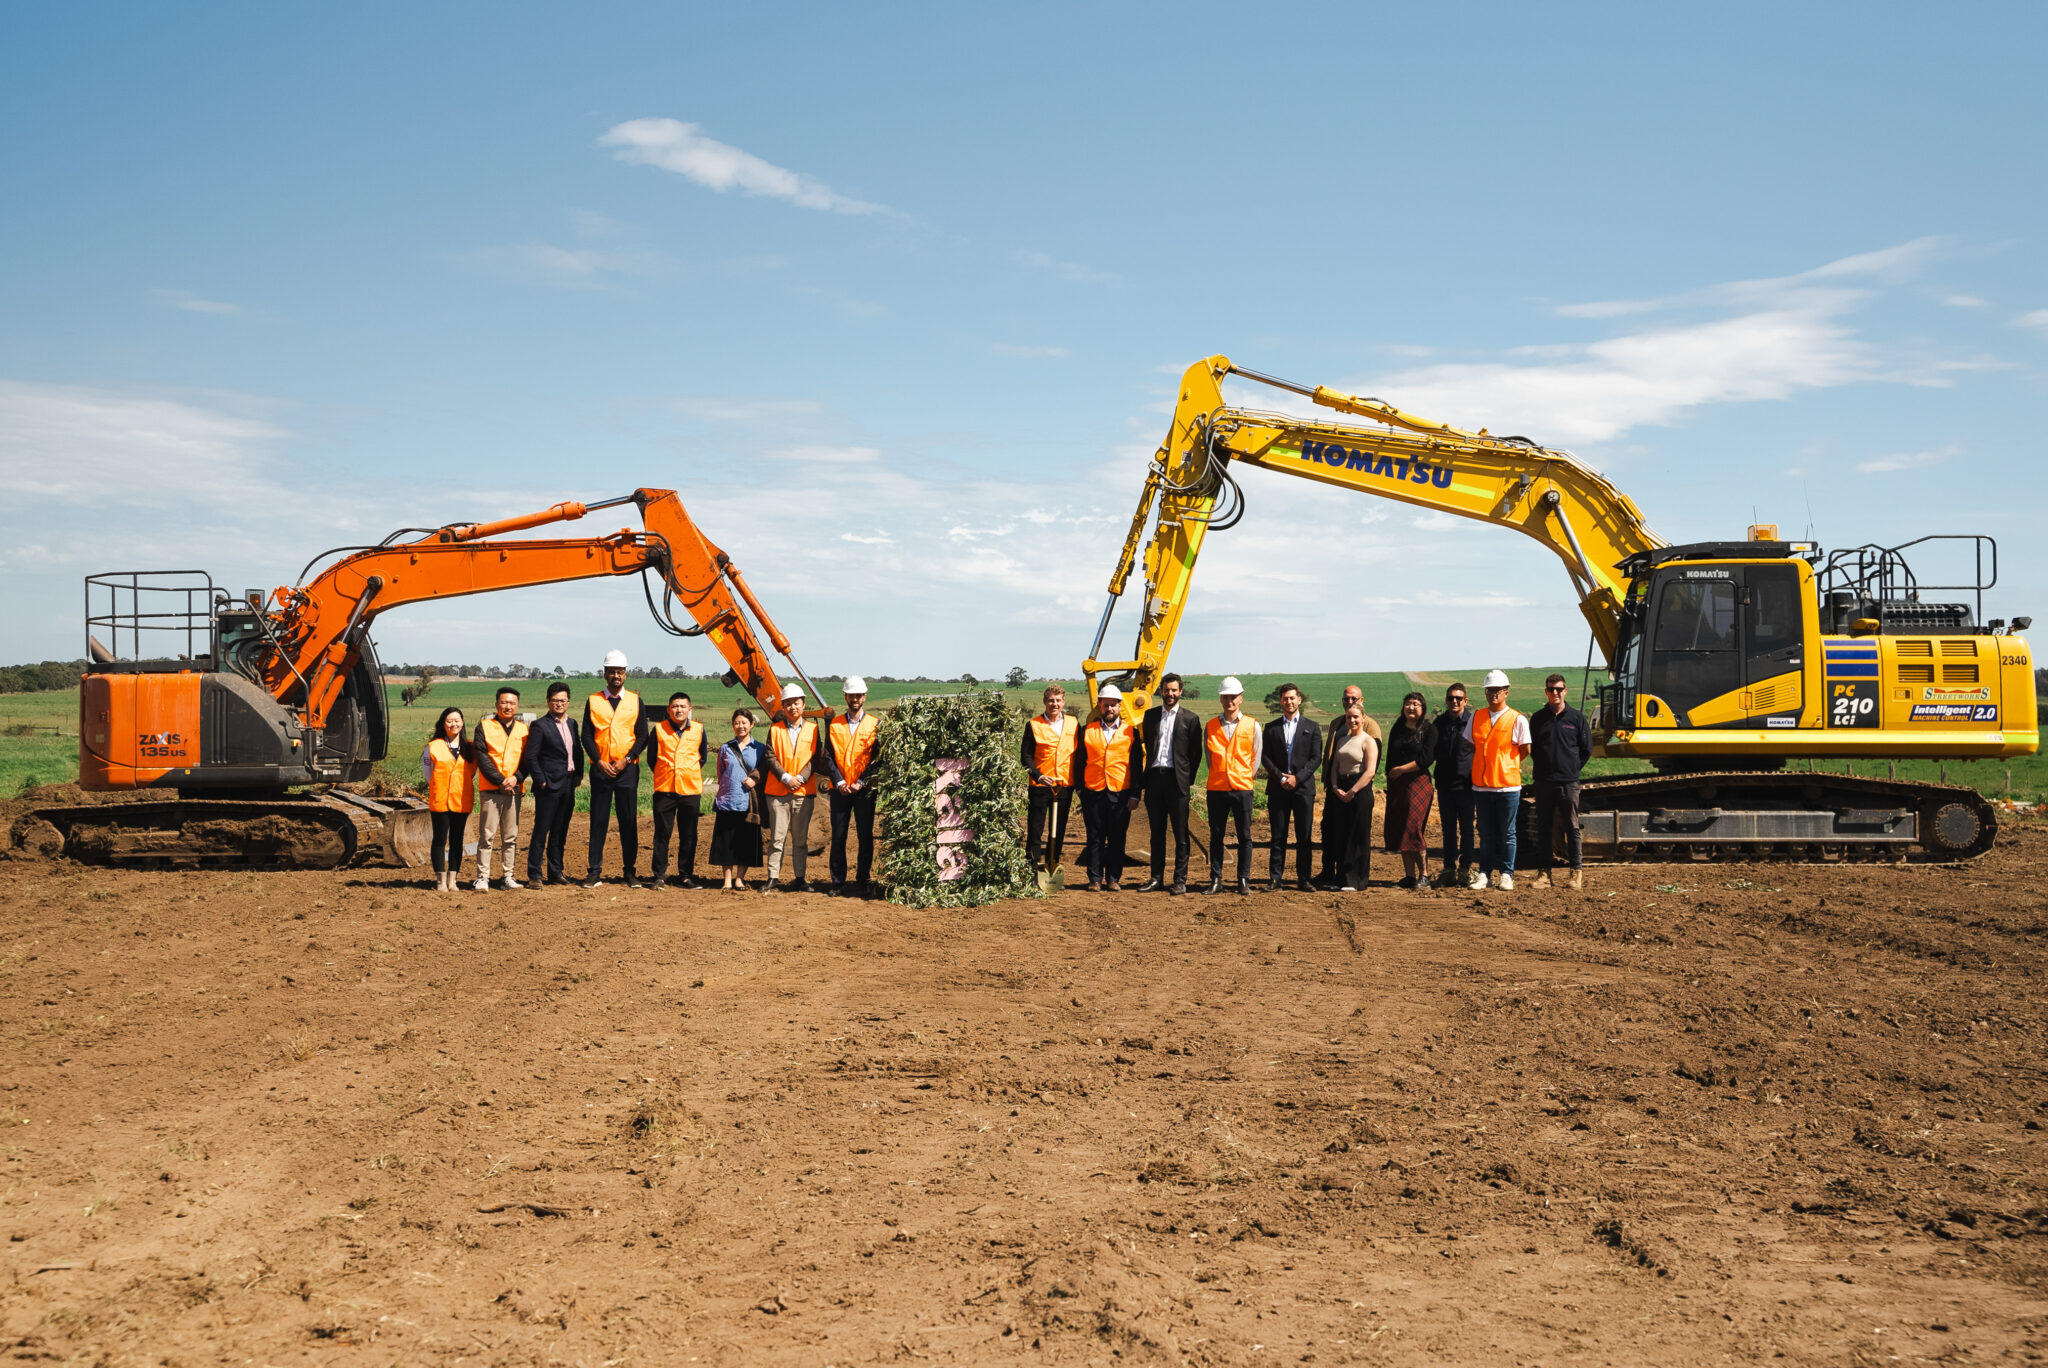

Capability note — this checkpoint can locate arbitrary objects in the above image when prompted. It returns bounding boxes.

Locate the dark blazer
[1136,704,1204,794]
[1261,714,1322,790]
[521,712,585,791]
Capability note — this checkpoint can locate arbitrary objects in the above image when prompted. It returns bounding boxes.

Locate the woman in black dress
[1383,692,1439,888]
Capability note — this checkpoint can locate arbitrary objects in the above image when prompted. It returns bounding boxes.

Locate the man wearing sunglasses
[1529,673,1593,890]
[1431,683,1476,889]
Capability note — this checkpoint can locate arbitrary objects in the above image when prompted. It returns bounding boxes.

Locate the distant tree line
[0,660,86,694]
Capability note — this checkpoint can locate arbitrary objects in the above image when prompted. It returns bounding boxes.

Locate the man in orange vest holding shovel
[1462,669,1532,890]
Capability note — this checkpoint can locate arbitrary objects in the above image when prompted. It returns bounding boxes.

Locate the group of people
[1021,670,1593,894]
[418,651,884,896]
[416,652,1596,898]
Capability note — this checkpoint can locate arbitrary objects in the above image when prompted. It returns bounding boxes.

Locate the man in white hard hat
[826,677,880,898]
[1077,684,1140,891]
[1462,669,1532,890]
[761,682,836,893]
[1202,678,1259,896]
[581,650,649,888]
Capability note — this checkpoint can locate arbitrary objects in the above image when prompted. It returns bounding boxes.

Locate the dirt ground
[5,806,2048,1366]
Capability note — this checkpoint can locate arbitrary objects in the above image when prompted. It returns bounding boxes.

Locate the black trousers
[1206,789,1255,881]
[587,770,640,879]
[1143,769,1192,882]
[1437,782,1476,871]
[1267,784,1315,883]
[651,791,701,880]
[1080,788,1132,884]
[1535,780,1584,871]
[1326,787,1375,889]
[828,787,877,885]
[527,780,577,882]
[429,810,464,874]
[1025,785,1074,868]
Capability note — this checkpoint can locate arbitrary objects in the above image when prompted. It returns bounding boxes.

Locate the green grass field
[6,670,2046,812]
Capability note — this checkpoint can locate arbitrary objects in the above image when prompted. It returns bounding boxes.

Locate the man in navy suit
[1134,673,1205,895]
[521,679,585,885]
[1261,682,1322,891]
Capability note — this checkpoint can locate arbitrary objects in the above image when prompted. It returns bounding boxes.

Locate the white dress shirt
[1153,705,1181,767]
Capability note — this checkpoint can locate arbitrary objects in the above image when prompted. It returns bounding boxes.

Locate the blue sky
[3,3,2044,679]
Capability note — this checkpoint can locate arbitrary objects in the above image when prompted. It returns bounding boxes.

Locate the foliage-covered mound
[872,690,1035,908]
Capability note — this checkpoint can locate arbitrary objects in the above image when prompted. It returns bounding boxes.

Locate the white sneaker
[1466,867,1487,889]
[472,876,489,892]
[1499,873,1516,891]
[497,877,522,891]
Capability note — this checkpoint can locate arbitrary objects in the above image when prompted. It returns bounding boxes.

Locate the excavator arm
[256,488,813,728]
[1083,356,1667,715]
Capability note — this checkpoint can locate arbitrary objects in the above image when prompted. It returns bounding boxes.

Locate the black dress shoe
[827,882,847,897]
[1134,878,1165,893]
[1237,877,1254,896]
[1169,882,1186,896]
[1297,878,1317,892]
[624,876,642,889]
[1205,876,1223,895]
[791,878,813,894]
[1264,878,1284,893]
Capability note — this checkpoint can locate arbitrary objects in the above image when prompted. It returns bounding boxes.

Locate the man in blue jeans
[1462,670,1531,890]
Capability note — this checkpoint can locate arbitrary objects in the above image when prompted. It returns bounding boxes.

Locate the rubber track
[1578,770,1998,861]
[21,798,369,869]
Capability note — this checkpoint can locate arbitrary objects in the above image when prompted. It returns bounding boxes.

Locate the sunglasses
[1546,685,1566,694]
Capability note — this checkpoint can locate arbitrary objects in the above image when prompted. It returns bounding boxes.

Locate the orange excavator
[20,489,818,868]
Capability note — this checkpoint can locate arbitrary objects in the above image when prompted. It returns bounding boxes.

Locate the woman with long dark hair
[1383,692,1439,888]
[421,706,475,891]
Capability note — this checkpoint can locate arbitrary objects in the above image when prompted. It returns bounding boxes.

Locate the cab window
[1652,580,1736,652]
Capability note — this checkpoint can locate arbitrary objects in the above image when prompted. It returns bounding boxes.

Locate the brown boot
[1531,871,1553,889]
[1568,869,1584,891]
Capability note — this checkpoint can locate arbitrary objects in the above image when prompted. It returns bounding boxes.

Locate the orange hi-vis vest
[766,719,820,797]
[1028,713,1079,786]
[651,719,706,795]
[1471,706,1525,790]
[477,716,529,792]
[1204,714,1261,791]
[426,738,476,814]
[587,690,641,766]
[829,711,880,786]
[1082,720,1131,792]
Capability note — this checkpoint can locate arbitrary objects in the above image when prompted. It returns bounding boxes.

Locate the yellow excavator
[1083,356,2037,860]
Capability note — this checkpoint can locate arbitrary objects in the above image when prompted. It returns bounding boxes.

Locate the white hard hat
[1483,669,1511,689]
[780,682,806,702]
[1219,676,1244,696]
[843,676,868,694]
[1097,683,1123,701]
[602,649,628,669]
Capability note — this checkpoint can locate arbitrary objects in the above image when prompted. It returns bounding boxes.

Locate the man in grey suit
[1135,673,1204,895]
[1261,682,1322,891]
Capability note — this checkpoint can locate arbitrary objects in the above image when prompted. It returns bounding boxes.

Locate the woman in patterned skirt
[1383,692,1438,888]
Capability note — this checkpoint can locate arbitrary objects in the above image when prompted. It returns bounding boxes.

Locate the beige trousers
[476,789,520,879]
[764,793,814,882]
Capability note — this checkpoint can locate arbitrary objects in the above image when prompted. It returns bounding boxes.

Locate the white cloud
[991,343,1070,359]
[667,397,823,425]
[1555,237,1949,319]
[151,289,241,315]
[1943,294,1988,308]
[2015,308,2048,333]
[464,211,667,287]
[0,380,287,502]
[839,531,894,545]
[599,118,887,216]
[1015,250,1118,285]
[1855,445,1959,474]
[763,444,880,465]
